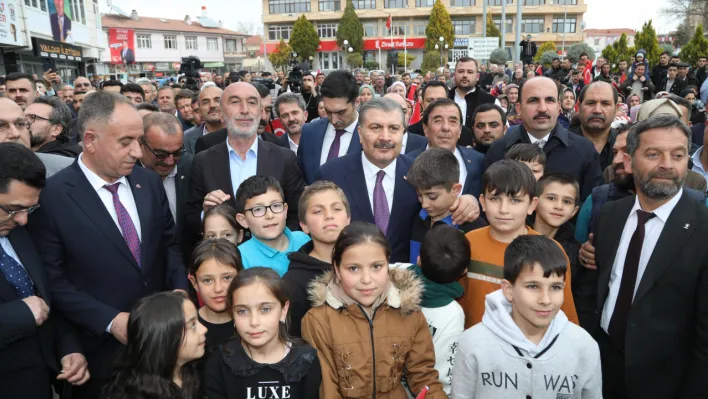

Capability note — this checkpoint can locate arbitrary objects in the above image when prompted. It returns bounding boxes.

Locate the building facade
[584,28,636,59]
[0,0,105,81]
[262,0,587,71]
[100,7,247,79]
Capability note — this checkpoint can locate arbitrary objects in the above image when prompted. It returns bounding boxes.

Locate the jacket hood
[636,49,646,58]
[409,264,464,308]
[307,266,423,315]
[286,241,332,272]
[482,289,569,357]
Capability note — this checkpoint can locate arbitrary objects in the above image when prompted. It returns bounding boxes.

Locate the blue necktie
[0,243,35,299]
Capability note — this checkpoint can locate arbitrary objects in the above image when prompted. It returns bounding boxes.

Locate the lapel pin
[136,184,142,189]
[181,175,185,180]
[684,223,690,229]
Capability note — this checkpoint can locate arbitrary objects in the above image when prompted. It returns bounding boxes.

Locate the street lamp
[435,38,449,69]
[342,39,351,70]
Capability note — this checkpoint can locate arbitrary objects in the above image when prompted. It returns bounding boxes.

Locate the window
[352,0,376,9]
[385,0,406,7]
[226,40,237,52]
[524,0,544,5]
[319,0,341,11]
[25,0,47,11]
[452,18,475,35]
[552,17,576,33]
[492,17,513,33]
[185,36,198,50]
[522,17,544,33]
[164,35,177,49]
[317,23,338,38]
[487,0,512,5]
[66,0,86,24]
[363,22,377,37]
[413,20,427,36]
[137,34,152,49]
[416,0,435,5]
[268,25,293,40]
[555,0,577,4]
[269,0,310,13]
[207,38,219,51]
[593,38,600,46]
[451,0,474,5]
[392,21,408,36]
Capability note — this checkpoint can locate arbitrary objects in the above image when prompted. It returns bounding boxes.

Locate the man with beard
[470,103,507,154]
[373,74,386,97]
[449,57,499,129]
[5,72,37,111]
[408,81,474,147]
[183,86,223,154]
[590,115,708,398]
[187,82,304,235]
[300,72,320,123]
[651,51,671,87]
[24,96,81,157]
[272,92,307,153]
[569,82,620,171]
[544,57,564,82]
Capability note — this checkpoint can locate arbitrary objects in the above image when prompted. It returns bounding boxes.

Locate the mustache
[534,113,551,120]
[648,169,679,180]
[587,113,606,121]
[373,141,396,149]
[207,107,219,113]
[259,119,267,127]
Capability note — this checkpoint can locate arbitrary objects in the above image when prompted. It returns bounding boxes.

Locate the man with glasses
[25,96,81,157]
[0,98,72,176]
[138,112,195,261]
[73,76,92,93]
[0,143,90,399]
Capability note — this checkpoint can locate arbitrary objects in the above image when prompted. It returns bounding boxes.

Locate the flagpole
[404,31,407,73]
[390,15,394,75]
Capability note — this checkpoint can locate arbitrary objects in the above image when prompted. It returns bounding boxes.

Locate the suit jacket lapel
[597,196,634,308]
[256,139,273,176]
[345,157,375,224]
[8,229,48,299]
[126,173,151,269]
[388,157,411,241]
[347,124,362,154]
[458,147,475,192]
[311,121,327,160]
[211,143,236,199]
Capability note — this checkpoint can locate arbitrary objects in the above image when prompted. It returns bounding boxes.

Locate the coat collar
[504,123,570,149]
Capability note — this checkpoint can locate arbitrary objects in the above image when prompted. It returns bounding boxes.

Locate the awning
[203,62,225,68]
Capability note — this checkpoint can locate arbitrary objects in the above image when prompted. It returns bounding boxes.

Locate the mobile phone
[43,58,56,73]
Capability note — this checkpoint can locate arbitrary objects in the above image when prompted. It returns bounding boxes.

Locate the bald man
[382,93,428,154]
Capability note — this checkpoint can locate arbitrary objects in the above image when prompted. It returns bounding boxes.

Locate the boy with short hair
[451,235,602,399]
[283,180,352,337]
[235,175,311,277]
[407,148,486,263]
[505,143,546,180]
[463,160,578,328]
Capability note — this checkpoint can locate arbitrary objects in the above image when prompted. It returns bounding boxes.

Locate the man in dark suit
[183,86,224,154]
[593,114,708,398]
[316,98,480,262]
[272,92,307,153]
[407,98,484,197]
[484,77,603,201]
[188,82,304,236]
[120,41,135,64]
[298,70,363,184]
[28,92,188,398]
[408,80,475,147]
[138,112,196,262]
[449,57,498,130]
[0,143,89,399]
[50,0,71,42]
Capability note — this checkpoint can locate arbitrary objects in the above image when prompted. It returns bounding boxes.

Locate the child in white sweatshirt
[451,235,602,399]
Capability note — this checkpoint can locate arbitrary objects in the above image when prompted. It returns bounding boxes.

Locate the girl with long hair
[202,203,244,245]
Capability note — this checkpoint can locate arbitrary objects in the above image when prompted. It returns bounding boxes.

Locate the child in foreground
[505,143,546,181]
[203,203,244,245]
[203,267,322,399]
[451,235,602,399]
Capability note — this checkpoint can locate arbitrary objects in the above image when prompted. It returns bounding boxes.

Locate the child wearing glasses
[235,175,310,276]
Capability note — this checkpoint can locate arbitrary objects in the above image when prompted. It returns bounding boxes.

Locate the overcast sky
[108,0,680,35]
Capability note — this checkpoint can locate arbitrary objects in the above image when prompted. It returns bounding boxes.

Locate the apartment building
[262,0,587,70]
[584,28,636,58]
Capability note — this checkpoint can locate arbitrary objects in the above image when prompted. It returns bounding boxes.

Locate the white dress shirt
[288,135,299,153]
[361,152,395,214]
[319,115,359,166]
[425,145,468,189]
[528,132,551,145]
[401,132,409,154]
[163,166,178,222]
[78,154,142,241]
[453,87,503,121]
[600,189,683,333]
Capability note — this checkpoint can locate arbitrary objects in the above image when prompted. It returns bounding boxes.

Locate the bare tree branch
[660,0,708,22]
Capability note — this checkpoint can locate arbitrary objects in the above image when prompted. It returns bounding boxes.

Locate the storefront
[2,38,86,81]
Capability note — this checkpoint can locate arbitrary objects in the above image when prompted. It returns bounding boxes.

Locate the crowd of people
[1,48,707,399]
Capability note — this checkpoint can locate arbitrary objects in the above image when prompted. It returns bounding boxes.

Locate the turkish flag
[265,118,286,137]
[386,14,392,30]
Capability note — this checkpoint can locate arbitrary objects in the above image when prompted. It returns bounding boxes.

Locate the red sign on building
[264,38,426,54]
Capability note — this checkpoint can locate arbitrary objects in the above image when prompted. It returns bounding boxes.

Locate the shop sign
[34,38,82,61]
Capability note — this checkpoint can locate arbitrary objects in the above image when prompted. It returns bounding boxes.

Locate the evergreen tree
[347,52,364,68]
[679,24,708,65]
[486,14,502,47]
[290,15,319,63]
[539,50,561,66]
[567,42,595,63]
[337,0,364,53]
[421,50,442,73]
[425,0,454,53]
[534,41,557,62]
[489,48,509,65]
[633,20,662,66]
[398,52,416,70]
[268,39,291,72]
[601,33,632,70]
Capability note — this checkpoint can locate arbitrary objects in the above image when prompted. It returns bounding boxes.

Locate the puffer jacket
[301,268,446,399]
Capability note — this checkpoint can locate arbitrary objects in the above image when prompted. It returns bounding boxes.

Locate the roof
[583,28,636,37]
[101,14,246,36]
[246,35,262,45]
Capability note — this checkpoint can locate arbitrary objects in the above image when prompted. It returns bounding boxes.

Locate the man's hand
[57,353,90,385]
[203,190,230,211]
[639,76,646,82]
[109,312,129,345]
[22,296,49,326]
[450,194,480,225]
[579,233,597,270]
[42,70,57,87]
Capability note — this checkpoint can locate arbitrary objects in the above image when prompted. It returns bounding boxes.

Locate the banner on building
[109,28,136,64]
[0,0,23,46]
[48,0,73,43]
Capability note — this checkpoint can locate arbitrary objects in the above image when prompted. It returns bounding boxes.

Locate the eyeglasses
[75,83,91,88]
[0,203,40,220]
[244,202,285,218]
[0,120,30,133]
[25,114,51,124]
[140,139,185,160]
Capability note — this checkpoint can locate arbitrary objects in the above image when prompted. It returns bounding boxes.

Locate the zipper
[359,305,378,399]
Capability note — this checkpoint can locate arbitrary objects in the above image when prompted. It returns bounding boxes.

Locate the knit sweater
[462,226,579,328]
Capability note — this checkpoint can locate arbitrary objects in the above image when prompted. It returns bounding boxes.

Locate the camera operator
[301,71,320,123]
[260,71,281,99]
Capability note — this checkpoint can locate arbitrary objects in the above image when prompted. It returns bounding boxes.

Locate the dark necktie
[104,183,142,267]
[0,243,35,299]
[608,209,656,350]
[326,129,346,161]
[373,170,390,235]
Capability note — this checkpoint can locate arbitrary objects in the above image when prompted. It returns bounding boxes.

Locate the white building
[584,28,636,59]
[99,7,247,79]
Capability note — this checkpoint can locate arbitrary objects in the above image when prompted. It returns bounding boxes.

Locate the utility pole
[514,0,522,64]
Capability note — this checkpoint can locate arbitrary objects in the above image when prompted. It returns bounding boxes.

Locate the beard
[29,128,47,148]
[225,116,259,139]
[613,171,635,192]
[632,161,685,200]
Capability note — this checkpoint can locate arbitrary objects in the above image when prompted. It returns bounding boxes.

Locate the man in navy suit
[316,98,480,262]
[49,0,71,42]
[0,143,89,399]
[120,41,135,64]
[407,98,484,197]
[298,70,364,184]
[28,92,188,398]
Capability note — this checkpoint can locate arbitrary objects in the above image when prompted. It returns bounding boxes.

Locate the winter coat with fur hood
[301,267,446,399]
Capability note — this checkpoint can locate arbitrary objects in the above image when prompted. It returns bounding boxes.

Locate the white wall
[100,30,225,63]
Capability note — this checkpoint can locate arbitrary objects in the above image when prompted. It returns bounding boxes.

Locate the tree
[398,52,416,70]
[539,50,560,66]
[235,20,263,35]
[534,41,557,62]
[567,42,595,63]
[601,33,632,69]
[489,48,509,65]
[660,0,708,26]
[425,0,455,56]
[268,39,291,72]
[486,14,502,47]
[347,52,363,69]
[633,20,662,66]
[290,15,319,63]
[660,43,675,55]
[674,20,694,47]
[337,0,364,53]
[679,24,708,65]
[421,50,442,73]
[601,45,618,68]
